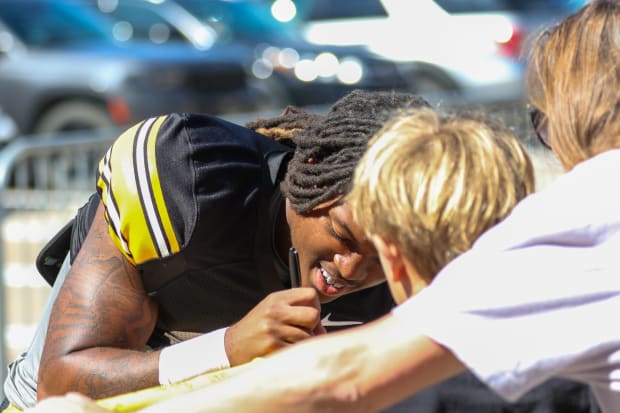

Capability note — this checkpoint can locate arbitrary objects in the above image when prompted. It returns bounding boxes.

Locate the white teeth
[320,268,345,289]
[323,269,334,284]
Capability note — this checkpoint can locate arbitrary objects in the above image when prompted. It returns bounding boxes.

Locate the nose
[335,252,373,283]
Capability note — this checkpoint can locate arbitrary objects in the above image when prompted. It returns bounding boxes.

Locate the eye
[327,224,353,248]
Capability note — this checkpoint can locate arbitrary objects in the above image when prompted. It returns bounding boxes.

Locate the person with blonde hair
[527,1,620,169]
[350,108,534,303]
[20,1,620,412]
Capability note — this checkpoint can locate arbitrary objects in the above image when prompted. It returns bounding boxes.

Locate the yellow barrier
[97,358,264,412]
[1,360,263,412]
[2,403,22,413]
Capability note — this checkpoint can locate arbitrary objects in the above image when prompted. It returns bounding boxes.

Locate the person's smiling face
[286,197,386,303]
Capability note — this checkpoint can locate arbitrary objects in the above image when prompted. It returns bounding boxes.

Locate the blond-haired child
[349,108,534,303]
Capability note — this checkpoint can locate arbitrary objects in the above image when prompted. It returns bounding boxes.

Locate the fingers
[279,304,321,330]
[276,287,321,307]
[313,323,328,336]
[272,324,315,345]
[225,288,324,365]
[262,288,321,330]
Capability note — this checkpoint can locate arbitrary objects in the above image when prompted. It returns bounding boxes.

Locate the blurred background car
[0,0,277,136]
[296,0,586,102]
[91,0,419,107]
[432,0,588,60]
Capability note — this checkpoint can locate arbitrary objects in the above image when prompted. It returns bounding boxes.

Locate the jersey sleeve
[96,115,183,265]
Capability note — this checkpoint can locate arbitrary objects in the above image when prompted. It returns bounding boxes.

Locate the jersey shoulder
[96,113,291,265]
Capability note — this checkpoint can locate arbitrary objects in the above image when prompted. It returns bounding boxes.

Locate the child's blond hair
[349,108,535,282]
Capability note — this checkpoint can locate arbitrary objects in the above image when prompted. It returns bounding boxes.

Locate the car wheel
[34,100,112,135]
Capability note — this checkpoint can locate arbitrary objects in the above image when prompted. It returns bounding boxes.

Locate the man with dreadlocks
[1,90,429,410]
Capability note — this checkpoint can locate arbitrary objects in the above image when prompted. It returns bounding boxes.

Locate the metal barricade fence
[0,129,119,400]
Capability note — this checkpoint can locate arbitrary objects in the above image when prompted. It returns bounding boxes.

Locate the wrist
[158,327,230,384]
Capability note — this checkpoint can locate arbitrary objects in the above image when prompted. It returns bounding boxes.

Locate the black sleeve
[34,192,99,285]
[70,192,100,263]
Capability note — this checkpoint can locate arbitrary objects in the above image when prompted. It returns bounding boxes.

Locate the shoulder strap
[35,192,100,286]
[35,219,73,286]
[253,150,291,294]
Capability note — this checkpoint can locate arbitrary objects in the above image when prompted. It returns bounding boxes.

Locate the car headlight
[314,52,339,77]
[252,46,302,79]
[294,53,364,84]
[89,64,127,93]
[336,57,364,85]
[293,58,318,82]
[252,45,365,85]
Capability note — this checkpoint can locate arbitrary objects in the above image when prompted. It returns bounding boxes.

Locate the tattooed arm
[38,203,160,400]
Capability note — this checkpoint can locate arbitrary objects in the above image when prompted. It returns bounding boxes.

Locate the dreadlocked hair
[245,105,323,149]
[283,89,431,214]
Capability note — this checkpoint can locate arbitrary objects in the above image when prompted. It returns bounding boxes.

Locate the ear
[371,234,407,282]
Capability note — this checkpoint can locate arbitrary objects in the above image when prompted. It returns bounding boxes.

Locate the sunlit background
[0,0,588,398]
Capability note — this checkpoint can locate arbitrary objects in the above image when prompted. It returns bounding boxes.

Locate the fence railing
[0,129,119,400]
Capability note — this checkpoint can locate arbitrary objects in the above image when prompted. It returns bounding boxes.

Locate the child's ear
[371,235,406,282]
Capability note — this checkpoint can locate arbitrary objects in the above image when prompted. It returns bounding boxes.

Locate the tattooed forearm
[51,348,160,400]
[38,205,161,400]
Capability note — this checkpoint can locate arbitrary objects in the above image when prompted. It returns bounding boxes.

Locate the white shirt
[393,149,620,413]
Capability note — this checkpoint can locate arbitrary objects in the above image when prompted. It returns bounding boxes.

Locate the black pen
[288,247,301,288]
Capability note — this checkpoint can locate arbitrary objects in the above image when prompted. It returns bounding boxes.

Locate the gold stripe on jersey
[97,115,180,265]
[134,116,169,257]
[145,119,180,255]
[98,123,139,261]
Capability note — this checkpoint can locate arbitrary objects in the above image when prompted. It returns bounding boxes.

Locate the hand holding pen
[288,247,325,335]
[224,247,324,364]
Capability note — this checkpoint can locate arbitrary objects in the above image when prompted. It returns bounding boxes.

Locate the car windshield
[434,0,585,13]
[177,0,298,40]
[301,0,387,20]
[0,0,114,47]
[299,0,584,18]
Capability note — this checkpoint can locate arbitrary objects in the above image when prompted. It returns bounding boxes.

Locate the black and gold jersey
[75,112,393,338]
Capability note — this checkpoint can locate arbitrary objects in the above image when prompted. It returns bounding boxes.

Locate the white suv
[298,0,576,102]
